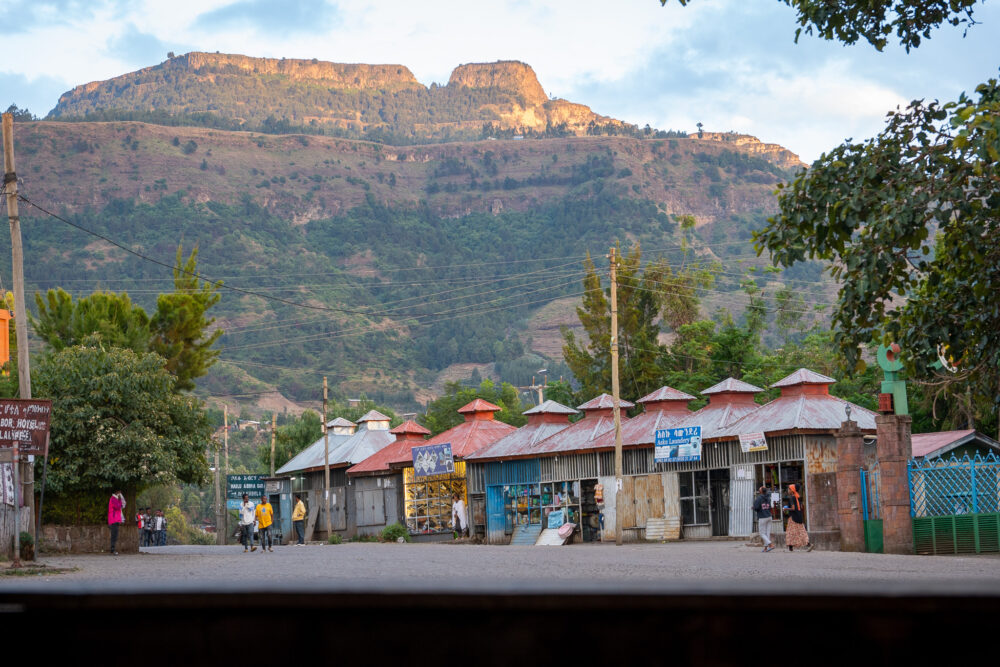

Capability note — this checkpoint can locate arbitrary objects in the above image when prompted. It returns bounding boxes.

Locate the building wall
[805,435,841,542]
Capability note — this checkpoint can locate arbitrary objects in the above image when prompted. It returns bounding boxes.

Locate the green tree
[667,0,982,51]
[32,288,151,352]
[149,246,223,392]
[35,340,211,524]
[257,410,323,472]
[420,379,526,436]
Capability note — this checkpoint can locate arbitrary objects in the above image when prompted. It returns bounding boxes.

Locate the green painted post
[877,343,909,416]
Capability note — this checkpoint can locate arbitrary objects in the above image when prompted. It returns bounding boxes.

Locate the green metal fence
[909,454,1000,555]
[913,513,1000,555]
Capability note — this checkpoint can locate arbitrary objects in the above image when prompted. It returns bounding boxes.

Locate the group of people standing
[106,491,168,554]
[238,493,278,552]
[137,507,168,547]
[752,484,813,553]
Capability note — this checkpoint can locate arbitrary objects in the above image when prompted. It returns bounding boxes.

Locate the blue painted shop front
[485,459,541,544]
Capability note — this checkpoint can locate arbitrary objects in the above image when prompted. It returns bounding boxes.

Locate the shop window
[404,461,467,534]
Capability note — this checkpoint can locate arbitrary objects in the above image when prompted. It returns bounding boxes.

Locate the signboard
[412,443,454,477]
[739,432,769,453]
[227,474,266,508]
[0,399,52,456]
[654,426,702,463]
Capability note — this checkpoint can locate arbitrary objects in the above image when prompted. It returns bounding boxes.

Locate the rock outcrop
[690,131,805,170]
[447,61,548,106]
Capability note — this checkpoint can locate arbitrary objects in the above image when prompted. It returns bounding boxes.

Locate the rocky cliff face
[690,132,805,170]
[178,52,421,88]
[447,61,548,106]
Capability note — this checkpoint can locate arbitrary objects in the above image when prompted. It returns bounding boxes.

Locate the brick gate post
[875,414,914,554]
[835,420,865,552]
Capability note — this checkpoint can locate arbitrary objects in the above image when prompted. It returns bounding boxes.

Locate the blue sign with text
[412,443,455,477]
[654,426,702,463]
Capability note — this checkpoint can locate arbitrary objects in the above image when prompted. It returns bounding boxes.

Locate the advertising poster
[739,432,769,453]
[654,426,702,463]
[412,443,455,477]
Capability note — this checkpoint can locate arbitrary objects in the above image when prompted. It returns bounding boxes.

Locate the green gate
[860,467,883,553]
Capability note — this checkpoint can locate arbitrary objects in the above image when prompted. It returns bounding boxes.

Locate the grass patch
[0,565,78,577]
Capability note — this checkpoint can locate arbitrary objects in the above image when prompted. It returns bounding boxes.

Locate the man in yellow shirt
[292,494,307,546]
[254,494,275,553]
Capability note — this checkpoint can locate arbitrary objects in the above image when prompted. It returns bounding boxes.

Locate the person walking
[784,484,813,552]
[239,494,257,552]
[753,486,774,552]
[451,493,468,538]
[108,491,125,555]
[292,495,306,546]
[255,494,274,552]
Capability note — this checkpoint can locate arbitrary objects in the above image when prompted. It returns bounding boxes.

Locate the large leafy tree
[149,246,223,391]
[421,379,526,436]
[36,340,211,523]
[32,288,151,352]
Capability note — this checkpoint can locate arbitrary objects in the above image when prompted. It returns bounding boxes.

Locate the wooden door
[633,475,649,528]
[647,474,665,519]
[620,476,636,529]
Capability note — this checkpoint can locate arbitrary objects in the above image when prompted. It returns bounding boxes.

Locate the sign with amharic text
[0,399,52,456]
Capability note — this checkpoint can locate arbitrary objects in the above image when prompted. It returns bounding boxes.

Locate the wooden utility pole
[609,246,624,547]
[223,405,229,544]
[323,377,331,537]
[269,414,277,477]
[214,439,223,545]
[4,113,32,564]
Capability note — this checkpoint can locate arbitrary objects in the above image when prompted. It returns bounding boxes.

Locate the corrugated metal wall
[729,464,755,536]
[467,462,486,494]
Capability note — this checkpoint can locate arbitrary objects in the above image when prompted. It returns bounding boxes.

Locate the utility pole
[4,113,32,563]
[269,413,277,478]
[214,437,223,545]
[609,245,624,547]
[323,376,331,537]
[223,405,229,544]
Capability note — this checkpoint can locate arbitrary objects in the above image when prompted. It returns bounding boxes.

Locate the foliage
[165,506,214,545]
[758,78,1000,420]
[35,342,211,502]
[327,533,343,544]
[380,522,411,542]
[4,104,37,122]
[348,534,379,542]
[420,379,526,436]
[19,531,33,546]
[667,0,982,51]
[149,246,223,391]
[32,288,151,352]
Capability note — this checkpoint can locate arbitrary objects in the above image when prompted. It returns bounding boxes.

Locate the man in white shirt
[451,493,468,538]
[239,494,257,552]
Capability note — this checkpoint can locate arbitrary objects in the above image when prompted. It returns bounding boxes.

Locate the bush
[327,534,343,545]
[380,522,411,543]
[19,531,33,546]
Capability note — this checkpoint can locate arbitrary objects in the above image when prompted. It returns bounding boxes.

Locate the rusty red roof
[577,393,635,411]
[390,420,431,435]
[909,429,1000,458]
[638,386,696,403]
[458,398,502,414]
[701,378,764,394]
[387,415,516,466]
[466,401,577,461]
[710,368,877,440]
[511,404,627,457]
[771,368,836,387]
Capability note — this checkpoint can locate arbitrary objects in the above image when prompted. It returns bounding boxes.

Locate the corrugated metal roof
[701,378,764,394]
[637,386,696,403]
[771,368,837,387]
[326,417,356,428]
[465,419,574,461]
[516,409,626,457]
[348,420,431,476]
[673,398,761,440]
[911,429,976,458]
[325,427,395,467]
[356,409,391,423]
[458,398,502,414]
[590,406,692,449]
[387,415,516,465]
[577,393,635,411]
[390,420,431,435]
[523,400,578,416]
[276,431,355,475]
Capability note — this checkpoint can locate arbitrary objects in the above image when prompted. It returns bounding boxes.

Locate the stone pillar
[835,420,865,552]
[876,414,914,555]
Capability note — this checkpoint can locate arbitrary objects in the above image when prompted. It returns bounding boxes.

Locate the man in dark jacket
[752,486,774,552]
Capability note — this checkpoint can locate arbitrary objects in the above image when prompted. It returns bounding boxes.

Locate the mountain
[5,54,817,415]
[49,53,630,143]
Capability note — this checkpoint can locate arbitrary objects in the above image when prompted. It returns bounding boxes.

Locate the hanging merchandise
[595,483,604,504]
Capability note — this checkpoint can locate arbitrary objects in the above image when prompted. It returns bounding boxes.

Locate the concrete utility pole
[214,438,223,545]
[3,113,32,564]
[323,376,331,537]
[609,246,624,547]
[223,405,229,544]
[269,413,277,478]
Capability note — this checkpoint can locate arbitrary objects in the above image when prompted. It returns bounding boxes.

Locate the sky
[2,0,998,162]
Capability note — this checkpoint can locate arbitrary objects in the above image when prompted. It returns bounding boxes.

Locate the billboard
[412,443,455,477]
[654,426,702,463]
[739,432,769,453]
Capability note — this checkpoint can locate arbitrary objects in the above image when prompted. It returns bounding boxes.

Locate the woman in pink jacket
[108,491,125,555]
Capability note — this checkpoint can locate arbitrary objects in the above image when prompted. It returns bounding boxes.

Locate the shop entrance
[710,468,730,536]
[754,460,806,529]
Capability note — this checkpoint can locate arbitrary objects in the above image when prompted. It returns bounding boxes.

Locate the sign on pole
[738,432,769,453]
[654,426,702,463]
[412,443,454,477]
[0,399,52,455]
[226,474,266,510]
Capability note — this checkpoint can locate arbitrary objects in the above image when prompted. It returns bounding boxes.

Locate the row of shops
[270,367,881,546]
